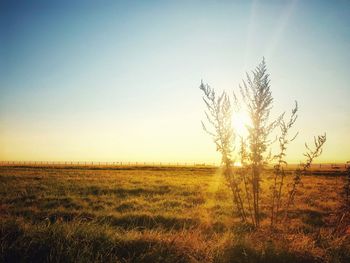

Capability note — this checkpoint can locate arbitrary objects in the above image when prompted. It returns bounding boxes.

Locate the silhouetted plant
[238,137,255,224]
[238,58,282,226]
[283,133,327,221]
[200,82,247,222]
[270,102,298,227]
[200,58,326,228]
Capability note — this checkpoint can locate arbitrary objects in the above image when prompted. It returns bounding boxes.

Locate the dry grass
[1,166,349,262]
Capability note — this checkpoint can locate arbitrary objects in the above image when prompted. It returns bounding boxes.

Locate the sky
[0,0,349,164]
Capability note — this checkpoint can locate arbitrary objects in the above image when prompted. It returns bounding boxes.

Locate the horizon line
[0,160,348,165]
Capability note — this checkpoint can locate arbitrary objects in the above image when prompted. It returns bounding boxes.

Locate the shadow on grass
[1,219,203,263]
[220,242,319,263]
[1,219,338,263]
[40,197,83,210]
[10,208,95,223]
[98,214,200,230]
[288,209,326,227]
[79,186,172,197]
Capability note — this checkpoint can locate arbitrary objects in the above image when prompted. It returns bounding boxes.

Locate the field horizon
[0,161,348,173]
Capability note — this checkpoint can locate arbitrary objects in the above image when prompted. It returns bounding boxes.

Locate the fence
[0,161,218,168]
[0,161,348,170]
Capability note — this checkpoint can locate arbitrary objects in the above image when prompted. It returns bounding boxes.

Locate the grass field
[1,166,349,262]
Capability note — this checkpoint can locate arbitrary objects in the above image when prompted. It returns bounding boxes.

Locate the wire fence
[0,161,348,170]
[283,163,349,171]
[0,161,218,168]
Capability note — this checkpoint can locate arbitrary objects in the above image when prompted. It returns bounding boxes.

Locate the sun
[234,161,243,167]
[232,110,251,138]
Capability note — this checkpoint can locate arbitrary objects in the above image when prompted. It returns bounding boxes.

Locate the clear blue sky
[1,0,349,163]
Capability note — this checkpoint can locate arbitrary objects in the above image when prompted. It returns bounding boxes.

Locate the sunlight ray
[243,0,258,70]
[265,0,298,58]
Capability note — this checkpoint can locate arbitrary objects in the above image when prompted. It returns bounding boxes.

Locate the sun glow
[232,111,251,167]
[232,110,251,138]
[234,161,243,167]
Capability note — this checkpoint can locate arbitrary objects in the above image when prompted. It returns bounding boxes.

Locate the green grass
[1,166,349,262]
